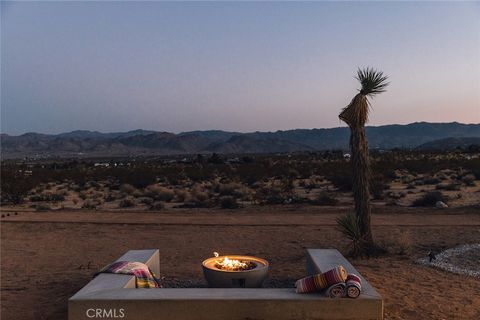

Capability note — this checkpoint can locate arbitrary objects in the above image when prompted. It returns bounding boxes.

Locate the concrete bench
[69,249,383,320]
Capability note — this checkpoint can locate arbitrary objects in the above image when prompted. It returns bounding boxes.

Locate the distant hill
[415,137,480,151]
[1,122,479,158]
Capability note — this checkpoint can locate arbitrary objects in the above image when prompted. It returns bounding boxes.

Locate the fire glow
[213,252,256,271]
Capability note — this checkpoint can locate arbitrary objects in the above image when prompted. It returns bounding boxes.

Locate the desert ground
[1,204,479,320]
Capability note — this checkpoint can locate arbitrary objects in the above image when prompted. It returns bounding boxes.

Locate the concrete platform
[69,249,383,320]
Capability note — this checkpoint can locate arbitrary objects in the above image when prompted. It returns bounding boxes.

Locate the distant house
[94,162,110,167]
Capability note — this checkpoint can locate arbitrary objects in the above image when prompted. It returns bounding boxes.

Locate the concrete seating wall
[69,249,383,320]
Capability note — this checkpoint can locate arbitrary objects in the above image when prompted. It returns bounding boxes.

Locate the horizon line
[1,121,479,137]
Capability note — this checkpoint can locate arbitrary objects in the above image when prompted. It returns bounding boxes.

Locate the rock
[436,201,448,208]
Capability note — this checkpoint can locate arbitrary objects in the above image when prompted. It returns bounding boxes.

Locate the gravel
[417,243,480,278]
[160,277,296,288]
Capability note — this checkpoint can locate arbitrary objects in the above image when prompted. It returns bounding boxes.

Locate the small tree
[339,67,389,253]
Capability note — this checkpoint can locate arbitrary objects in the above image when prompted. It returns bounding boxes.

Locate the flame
[212,252,253,271]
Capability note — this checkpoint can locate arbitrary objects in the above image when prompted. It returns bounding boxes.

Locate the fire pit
[202,252,269,288]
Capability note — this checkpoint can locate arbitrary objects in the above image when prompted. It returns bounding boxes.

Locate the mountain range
[1,122,479,158]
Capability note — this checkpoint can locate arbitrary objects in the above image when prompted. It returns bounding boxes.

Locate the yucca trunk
[349,122,373,244]
[340,93,374,246]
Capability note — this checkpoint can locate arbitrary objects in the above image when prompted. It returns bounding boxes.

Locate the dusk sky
[1,1,479,135]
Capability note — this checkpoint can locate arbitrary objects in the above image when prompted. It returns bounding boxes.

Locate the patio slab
[69,249,383,320]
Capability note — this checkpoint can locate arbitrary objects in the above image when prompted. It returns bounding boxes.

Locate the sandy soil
[1,205,479,320]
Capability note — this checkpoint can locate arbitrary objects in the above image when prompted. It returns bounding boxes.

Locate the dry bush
[462,174,476,186]
[139,197,154,206]
[191,189,209,203]
[220,196,239,209]
[29,193,65,202]
[255,185,285,205]
[144,185,175,202]
[325,169,352,192]
[132,189,144,198]
[104,193,116,202]
[174,189,188,202]
[423,177,441,185]
[401,174,415,184]
[34,204,51,211]
[311,192,338,206]
[119,198,135,208]
[411,191,447,207]
[181,186,211,208]
[396,231,413,255]
[82,200,97,210]
[217,182,239,196]
[436,183,461,191]
[436,173,448,181]
[149,202,165,210]
[120,184,137,195]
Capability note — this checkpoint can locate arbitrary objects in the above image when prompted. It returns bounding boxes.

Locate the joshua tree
[339,67,389,252]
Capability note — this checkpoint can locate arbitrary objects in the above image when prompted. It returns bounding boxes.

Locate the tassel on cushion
[346,273,362,298]
[295,265,347,293]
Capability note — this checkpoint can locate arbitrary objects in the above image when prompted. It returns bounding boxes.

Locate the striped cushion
[295,265,347,293]
[346,273,362,298]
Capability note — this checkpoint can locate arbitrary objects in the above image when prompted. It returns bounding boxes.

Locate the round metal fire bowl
[202,255,269,288]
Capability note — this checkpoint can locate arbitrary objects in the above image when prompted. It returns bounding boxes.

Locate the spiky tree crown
[357,67,389,96]
[339,67,389,127]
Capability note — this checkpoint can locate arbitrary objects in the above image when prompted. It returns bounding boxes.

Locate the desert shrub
[34,204,51,211]
[139,197,154,206]
[0,170,37,205]
[149,202,165,210]
[423,177,441,185]
[281,177,295,191]
[120,184,136,195]
[395,231,413,255]
[174,189,188,202]
[132,189,144,198]
[220,196,239,209]
[180,188,212,208]
[218,183,239,196]
[90,192,103,200]
[311,192,338,206]
[29,193,65,202]
[472,168,480,180]
[325,170,352,192]
[401,175,415,184]
[119,198,135,208]
[304,179,319,190]
[436,173,448,181]
[462,174,476,186]
[89,181,101,189]
[144,185,175,202]
[82,201,97,210]
[191,190,209,203]
[436,183,461,191]
[336,212,364,257]
[117,169,156,189]
[104,194,116,202]
[370,177,390,200]
[255,186,285,205]
[411,191,447,207]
